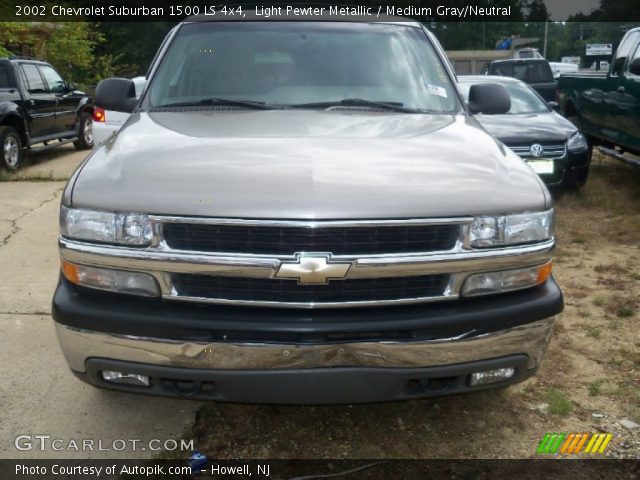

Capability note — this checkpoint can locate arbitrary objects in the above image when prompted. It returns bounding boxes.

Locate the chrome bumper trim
[59,239,553,276]
[59,239,554,279]
[59,236,554,308]
[55,316,555,373]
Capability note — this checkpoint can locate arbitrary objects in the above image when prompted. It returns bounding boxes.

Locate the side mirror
[95,77,137,113]
[468,83,511,114]
[66,82,77,92]
[547,100,560,111]
[629,58,640,76]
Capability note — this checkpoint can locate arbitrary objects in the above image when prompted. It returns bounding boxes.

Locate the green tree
[0,22,108,86]
[524,0,550,21]
[39,23,102,82]
[95,22,175,76]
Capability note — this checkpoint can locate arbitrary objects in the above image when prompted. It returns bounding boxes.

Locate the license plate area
[527,159,554,174]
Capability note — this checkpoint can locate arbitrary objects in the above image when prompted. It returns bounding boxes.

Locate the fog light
[470,368,515,386]
[61,260,159,297]
[102,370,150,387]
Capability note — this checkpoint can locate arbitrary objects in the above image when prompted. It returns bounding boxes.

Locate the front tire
[0,126,24,171]
[74,112,94,150]
[560,166,590,192]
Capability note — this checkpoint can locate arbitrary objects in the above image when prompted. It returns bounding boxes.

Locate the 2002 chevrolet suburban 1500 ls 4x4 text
[52,17,563,404]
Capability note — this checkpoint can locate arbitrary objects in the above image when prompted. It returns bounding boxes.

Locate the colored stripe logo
[537,433,612,454]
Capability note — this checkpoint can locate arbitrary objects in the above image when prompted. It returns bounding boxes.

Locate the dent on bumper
[55,316,555,373]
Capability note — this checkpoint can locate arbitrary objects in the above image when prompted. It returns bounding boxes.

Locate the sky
[544,0,601,20]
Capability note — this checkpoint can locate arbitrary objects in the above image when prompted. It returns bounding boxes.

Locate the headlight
[469,209,554,248]
[60,207,152,246]
[567,132,588,153]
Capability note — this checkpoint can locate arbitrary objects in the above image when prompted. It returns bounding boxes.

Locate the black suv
[0,57,94,170]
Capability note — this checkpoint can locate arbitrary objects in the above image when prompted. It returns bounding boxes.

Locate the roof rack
[8,55,38,61]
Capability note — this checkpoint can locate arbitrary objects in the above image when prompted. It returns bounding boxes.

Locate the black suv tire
[0,125,24,170]
[74,112,94,150]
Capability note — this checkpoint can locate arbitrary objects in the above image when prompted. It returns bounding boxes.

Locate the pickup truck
[558,27,640,155]
[483,58,557,102]
[448,42,576,79]
[52,17,563,404]
[0,57,94,170]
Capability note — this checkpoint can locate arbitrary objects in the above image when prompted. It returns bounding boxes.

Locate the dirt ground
[182,152,640,459]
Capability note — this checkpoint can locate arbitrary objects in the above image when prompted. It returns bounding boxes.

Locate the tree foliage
[0,21,173,88]
[0,22,106,85]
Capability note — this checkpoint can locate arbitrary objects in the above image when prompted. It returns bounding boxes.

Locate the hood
[474,111,577,145]
[71,110,547,219]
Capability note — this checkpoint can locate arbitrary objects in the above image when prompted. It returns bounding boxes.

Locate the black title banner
[1,459,639,480]
[1,0,639,22]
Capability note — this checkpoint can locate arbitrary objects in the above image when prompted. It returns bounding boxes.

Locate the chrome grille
[171,273,450,305]
[162,222,461,255]
[60,214,555,309]
[508,142,566,159]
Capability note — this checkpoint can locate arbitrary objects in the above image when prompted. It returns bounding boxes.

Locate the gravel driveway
[0,151,201,459]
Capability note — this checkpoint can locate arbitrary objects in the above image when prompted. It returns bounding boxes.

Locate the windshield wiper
[287,98,424,113]
[158,98,279,110]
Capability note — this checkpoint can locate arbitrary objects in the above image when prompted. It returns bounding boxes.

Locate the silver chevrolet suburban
[53,17,562,404]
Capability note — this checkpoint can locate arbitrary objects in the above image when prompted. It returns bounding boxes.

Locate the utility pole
[543,21,548,58]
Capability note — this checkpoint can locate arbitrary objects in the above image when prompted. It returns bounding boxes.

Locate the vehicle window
[491,63,520,79]
[630,43,640,75]
[20,64,46,94]
[148,22,460,112]
[612,31,640,76]
[490,62,553,83]
[0,64,13,88]
[528,62,554,83]
[512,64,528,81]
[38,65,66,94]
[458,80,549,114]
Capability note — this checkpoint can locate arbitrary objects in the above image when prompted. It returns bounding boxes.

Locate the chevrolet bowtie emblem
[275,254,352,285]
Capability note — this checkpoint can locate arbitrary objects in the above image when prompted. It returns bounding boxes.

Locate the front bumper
[52,276,561,404]
[57,319,553,404]
[536,149,591,188]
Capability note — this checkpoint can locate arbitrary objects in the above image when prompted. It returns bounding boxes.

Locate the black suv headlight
[567,132,588,153]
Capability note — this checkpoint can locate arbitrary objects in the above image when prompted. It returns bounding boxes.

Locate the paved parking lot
[0,150,200,459]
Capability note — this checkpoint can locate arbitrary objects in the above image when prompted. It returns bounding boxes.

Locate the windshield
[458,80,550,114]
[146,22,459,113]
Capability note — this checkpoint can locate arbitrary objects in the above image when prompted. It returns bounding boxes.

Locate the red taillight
[92,107,105,123]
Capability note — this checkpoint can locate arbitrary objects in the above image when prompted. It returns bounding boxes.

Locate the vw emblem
[530,143,544,157]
